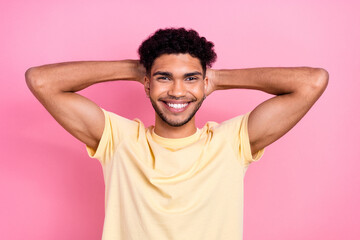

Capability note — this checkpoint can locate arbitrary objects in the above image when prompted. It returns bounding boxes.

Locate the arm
[25,60,145,150]
[206,67,329,157]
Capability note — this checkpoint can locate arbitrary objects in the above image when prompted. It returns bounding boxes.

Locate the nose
[168,80,186,98]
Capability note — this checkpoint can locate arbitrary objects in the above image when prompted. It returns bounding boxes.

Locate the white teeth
[167,103,188,109]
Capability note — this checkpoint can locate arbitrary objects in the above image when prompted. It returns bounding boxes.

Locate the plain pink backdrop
[1,0,359,239]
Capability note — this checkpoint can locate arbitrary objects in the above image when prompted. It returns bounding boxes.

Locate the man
[25,28,329,240]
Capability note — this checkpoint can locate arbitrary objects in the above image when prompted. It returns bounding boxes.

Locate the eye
[186,77,198,81]
[157,76,170,81]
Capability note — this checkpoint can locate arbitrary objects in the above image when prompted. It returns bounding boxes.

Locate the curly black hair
[138,27,217,76]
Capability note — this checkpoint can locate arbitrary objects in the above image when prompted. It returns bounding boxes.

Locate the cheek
[190,83,205,95]
[149,82,164,98]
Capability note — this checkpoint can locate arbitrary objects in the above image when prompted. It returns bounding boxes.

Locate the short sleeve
[239,111,265,167]
[85,108,139,165]
[220,111,265,168]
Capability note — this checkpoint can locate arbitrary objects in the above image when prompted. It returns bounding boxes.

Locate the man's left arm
[207,67,329,157]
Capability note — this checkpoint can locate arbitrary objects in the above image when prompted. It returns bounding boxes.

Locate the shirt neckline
[150,127,201,149]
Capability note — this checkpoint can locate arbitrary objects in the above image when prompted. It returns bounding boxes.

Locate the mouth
[160,100,193,113]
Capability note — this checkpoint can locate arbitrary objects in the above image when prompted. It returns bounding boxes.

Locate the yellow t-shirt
[86,108,265,240]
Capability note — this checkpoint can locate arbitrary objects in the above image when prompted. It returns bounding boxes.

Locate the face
[144,53,208,127]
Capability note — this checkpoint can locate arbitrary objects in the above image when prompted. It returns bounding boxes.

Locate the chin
[150,95,206,127]
[161,116,194,127]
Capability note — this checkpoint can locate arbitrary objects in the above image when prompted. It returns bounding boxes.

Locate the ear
[204,75,209,90]
[144,76,150,98]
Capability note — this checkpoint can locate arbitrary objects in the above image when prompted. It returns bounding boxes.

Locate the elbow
[25,67,33,83]
[25,67,35,91]
[298,67,329,98]
[25,67,46,91]
[312,68,329,91]
[300,68,329,98]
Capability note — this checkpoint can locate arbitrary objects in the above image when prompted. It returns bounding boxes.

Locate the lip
[161,99,192,104]
[161,101,192,113]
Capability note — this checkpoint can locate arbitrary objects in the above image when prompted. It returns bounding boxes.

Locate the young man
[25,28,329,240]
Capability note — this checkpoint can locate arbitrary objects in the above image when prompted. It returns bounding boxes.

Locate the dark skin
[144,54,208,139]
[26,54,328,158]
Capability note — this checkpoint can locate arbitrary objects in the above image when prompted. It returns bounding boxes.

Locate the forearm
[25,60,144,93]
[214,67,328,95]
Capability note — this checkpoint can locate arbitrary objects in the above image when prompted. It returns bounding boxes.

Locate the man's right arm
[25,60,145,150]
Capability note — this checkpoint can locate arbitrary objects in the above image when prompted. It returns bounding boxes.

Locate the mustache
[159,96,197,102]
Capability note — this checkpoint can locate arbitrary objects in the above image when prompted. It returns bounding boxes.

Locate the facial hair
[150,95,206,127]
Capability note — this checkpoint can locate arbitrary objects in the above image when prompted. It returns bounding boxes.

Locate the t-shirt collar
[150,127,201,149]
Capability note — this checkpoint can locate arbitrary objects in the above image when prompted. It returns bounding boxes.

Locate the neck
[154,116,197,138]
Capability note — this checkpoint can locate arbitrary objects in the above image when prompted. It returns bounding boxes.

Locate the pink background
[1,0,359,239]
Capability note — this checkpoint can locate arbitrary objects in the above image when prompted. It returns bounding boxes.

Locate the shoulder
[199,113,248,139]
[102,108,141,125]
[216,113,249,132]
[101,108,145,140]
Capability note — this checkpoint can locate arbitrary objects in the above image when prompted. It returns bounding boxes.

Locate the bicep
[248,93,303,154]
[28,85,105,150]
[248,82,327,155]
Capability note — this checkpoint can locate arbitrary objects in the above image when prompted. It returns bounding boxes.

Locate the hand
[205,68,217,96]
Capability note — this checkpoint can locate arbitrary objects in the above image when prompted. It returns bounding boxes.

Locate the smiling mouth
[167,102,189,109]
[161,100,193,112]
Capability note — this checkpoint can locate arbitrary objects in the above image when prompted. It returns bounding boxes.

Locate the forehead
[151,53,203,75]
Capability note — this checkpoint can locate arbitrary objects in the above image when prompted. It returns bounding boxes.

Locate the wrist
[212,69,223,91]
[214,69,246,90]
[113,60,144,82]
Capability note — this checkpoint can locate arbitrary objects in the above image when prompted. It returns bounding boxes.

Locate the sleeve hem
[241,111,265,166]
[85,108,109,160]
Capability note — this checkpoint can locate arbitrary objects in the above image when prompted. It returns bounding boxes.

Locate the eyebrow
[184,71,203,77]
[153,71,172,77]
[153,71,203,77]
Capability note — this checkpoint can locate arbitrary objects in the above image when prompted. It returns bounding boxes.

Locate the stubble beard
[150,95,206,127]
